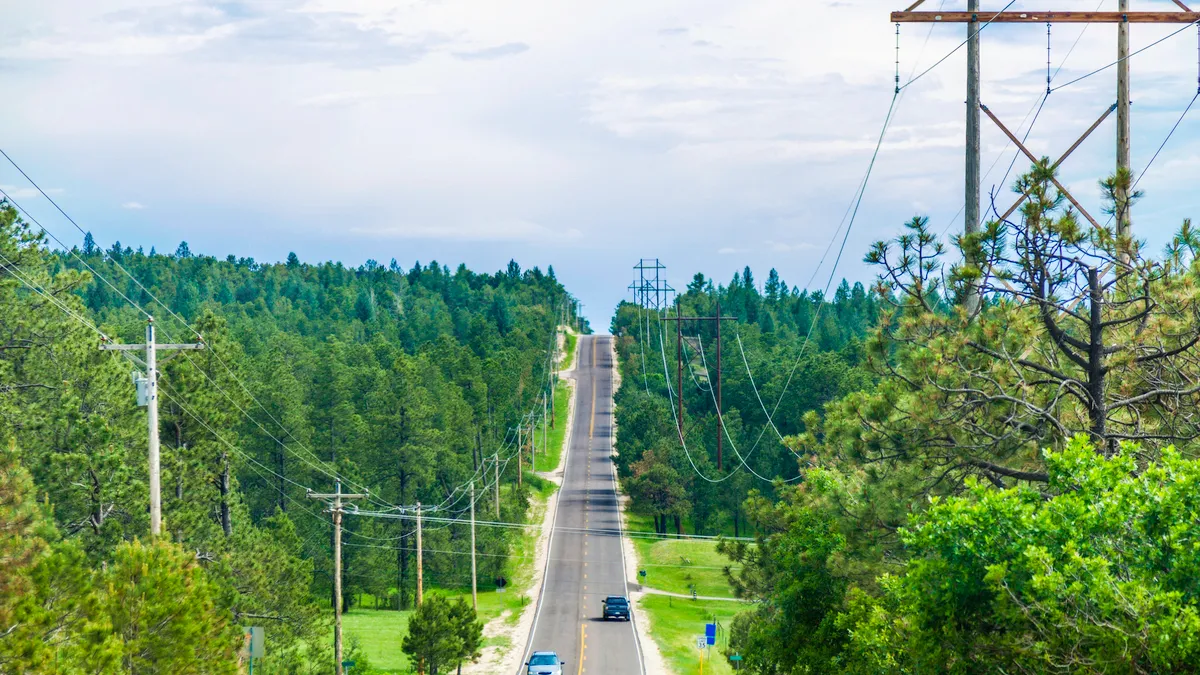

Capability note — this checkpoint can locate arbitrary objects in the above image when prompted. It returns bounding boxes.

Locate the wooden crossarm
[893,10,1200,22]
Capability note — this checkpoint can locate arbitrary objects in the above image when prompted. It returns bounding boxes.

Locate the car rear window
[607,597,628,606]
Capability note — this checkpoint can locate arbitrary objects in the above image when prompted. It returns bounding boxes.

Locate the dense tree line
[716,167,1200,672]
[0,200,580,673]
[610,267,878,537]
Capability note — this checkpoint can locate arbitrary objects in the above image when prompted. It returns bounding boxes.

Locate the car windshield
[530,655,558,665]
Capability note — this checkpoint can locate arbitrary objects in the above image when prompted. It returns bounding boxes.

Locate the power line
[651,311,743,484]
[899,0,1019,92]
[1052,21,1197,93]
[695,333,801,484]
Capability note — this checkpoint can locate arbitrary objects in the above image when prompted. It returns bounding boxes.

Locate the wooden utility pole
[517,423,523,489]
[892,2,1200,250]
[469,481,478,610]
[965,0,982,314]
[307,482,368,675]
[543,394,548,458]
[715,302,725,471]
[676,310,683,434]
[415,502,423,607]
[100,317,203,537]
[493,452,500,518]
[662,310,737,469]
[1117,0,1132,253]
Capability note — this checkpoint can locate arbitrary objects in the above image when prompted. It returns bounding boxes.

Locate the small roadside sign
[730,654,743,661]
[241,626,264,658]
[696,636,706,650]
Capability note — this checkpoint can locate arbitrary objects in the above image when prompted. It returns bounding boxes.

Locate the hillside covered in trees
[0,200,581,673]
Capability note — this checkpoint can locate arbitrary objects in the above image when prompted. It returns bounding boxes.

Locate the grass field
[638,595,744,675]
[531,380,572,474]
[625,513,739,599]
[632,537,738,599]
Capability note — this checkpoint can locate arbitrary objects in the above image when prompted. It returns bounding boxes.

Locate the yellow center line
[577,623,586,675]
[588,378,596,439]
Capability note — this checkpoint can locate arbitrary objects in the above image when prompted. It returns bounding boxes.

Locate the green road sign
[730,654,743,661]
[342,660,355,669]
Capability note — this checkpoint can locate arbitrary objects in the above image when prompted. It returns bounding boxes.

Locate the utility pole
[517,422,523,489]
[494,451,501,518]
[662,309,738,468]
[469,481,478,610]
[676,308,683,434]
[1116,0,1132,254]
[715,302,724,471]
[307,482,368,675]
[415,502,423,607]
[543,393,548,458]
[100,317,203,537]
[892,3,1200,249]
[965,0,982,314]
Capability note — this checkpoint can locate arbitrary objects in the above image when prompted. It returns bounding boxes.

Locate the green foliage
[400,595,481,675]
[610,272,874,538]
[0,197,578,672]
[103,538,240,674]
[841,437,1200,673]
[718,167,1200,674]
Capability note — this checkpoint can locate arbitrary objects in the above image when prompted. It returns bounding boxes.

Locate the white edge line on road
[519,335,582,673]
[609,335,648,675]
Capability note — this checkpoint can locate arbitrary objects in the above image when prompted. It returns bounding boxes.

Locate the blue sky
[2,0,1198,329]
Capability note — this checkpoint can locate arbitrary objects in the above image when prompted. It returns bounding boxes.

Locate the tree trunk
[1086,267,1109,453]
[674,514,682,536]
[397,469,410,610]
[277,439,286,513]
[219,454,232,537]
[733,510,739,539]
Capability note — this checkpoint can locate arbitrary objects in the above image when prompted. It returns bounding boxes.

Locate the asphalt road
[522,334,644,675]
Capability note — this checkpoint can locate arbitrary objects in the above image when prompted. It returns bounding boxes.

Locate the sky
[2,0,1199,330]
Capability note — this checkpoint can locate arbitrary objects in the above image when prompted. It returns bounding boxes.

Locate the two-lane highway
[522,335,644,674]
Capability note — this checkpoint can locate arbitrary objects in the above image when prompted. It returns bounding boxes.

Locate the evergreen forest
[0,201,580,674]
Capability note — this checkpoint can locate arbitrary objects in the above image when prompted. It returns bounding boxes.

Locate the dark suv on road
[602,595,630,621]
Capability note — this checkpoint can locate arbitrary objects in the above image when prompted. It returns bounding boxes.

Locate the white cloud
[121,201,146,210]
[350,218,583,243]
[767,240,814,253]
[1,0,1196,328]
[0,185,64,199]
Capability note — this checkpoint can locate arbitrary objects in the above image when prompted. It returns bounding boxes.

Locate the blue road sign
[705,622,717,645]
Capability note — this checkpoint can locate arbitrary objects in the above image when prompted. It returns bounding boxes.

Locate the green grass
[632,537,738,599]
[560,331,578,371]
[624,513,741,599]
[531,380,572,473]
[638,595,744,675]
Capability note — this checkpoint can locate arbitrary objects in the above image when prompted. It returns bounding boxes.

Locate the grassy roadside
[340,477,556,673]
[626,514,738,599]
[638,595,742,675]
[560,331,578,371]
[532,380,572,474]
